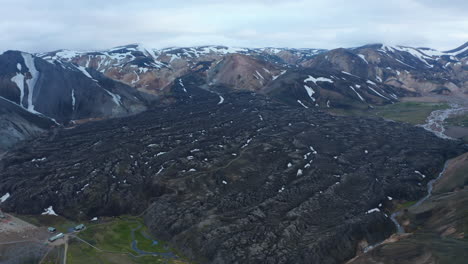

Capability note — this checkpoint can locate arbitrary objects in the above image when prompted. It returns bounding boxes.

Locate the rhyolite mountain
[39,42,468,99]
[1,41,466,126]
[301,43,468,96]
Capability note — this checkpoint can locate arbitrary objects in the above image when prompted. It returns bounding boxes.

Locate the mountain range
[0,41,467,264]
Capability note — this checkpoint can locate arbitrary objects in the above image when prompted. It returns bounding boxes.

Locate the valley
[348,151,468,264]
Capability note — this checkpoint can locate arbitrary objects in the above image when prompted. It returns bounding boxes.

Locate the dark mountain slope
[0,96,55,154]
[301,43,468,96]
[0,50,147,124]
[263,68,413,109]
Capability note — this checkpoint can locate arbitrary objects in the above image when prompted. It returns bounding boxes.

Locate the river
[365,103,464,253]
[420,103,468,139]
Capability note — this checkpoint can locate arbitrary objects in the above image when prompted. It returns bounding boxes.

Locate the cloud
[0,0,466,53]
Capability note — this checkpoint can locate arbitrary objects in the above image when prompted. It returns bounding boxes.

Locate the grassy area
[329,102,450,125]
[372,102,449,125]
[77,217,139,254]
[68,216,189,264]
[67,238,171,264]
[77,216,170,254]
[396,200,417,211]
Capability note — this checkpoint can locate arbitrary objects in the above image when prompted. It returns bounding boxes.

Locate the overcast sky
[1,0,467,53]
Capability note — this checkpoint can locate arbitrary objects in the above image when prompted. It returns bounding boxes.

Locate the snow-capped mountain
[0,50,147,124]
[302,43,468,95]
[0,41,466,142]
[37,44,326,94]
[37,42,467,105]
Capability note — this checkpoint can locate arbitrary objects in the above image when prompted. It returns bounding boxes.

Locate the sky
[1,0,467,53]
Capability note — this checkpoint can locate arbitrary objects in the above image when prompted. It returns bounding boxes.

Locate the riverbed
[420,104,468,139]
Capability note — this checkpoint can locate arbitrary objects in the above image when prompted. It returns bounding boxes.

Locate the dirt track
[0,214,49,243]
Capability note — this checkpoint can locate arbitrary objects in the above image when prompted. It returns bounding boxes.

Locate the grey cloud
[0,0,466,53]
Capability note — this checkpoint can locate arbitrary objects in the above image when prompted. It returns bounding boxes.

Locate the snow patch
[304,75,333,84]
[272,70,287,81]
[255,70,264,80]
[103,89,122,106]
[349,86,365,102]
[179,79,187,93]
[11,73,25,107]
[366,208,380,214]
[42,206,58,216]
[218,95,224,105]
[1,193,10,203]
[367,87,390,100]
[414,170,426,178]
[71,89,76,111]
[76,66,94,79]
[341,71,360,78]
[303,85,316,102]
[22,53,40,112]
[357,54,368,64]
[297,100,309,109]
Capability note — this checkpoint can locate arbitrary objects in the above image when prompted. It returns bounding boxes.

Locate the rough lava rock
[0,86,465,263]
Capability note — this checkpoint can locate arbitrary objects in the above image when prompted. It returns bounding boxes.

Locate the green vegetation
[67,238,171,264]
[68,216,189,264]
[372,102,449,124]
[77,216,169,254]
[329,102,450,125]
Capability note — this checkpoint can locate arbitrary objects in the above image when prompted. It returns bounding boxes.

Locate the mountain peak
[443,41,468,55]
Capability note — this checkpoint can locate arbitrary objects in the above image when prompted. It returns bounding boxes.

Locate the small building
[48,227,56,233]
[74,224,85,231]
[48,233,64,242]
